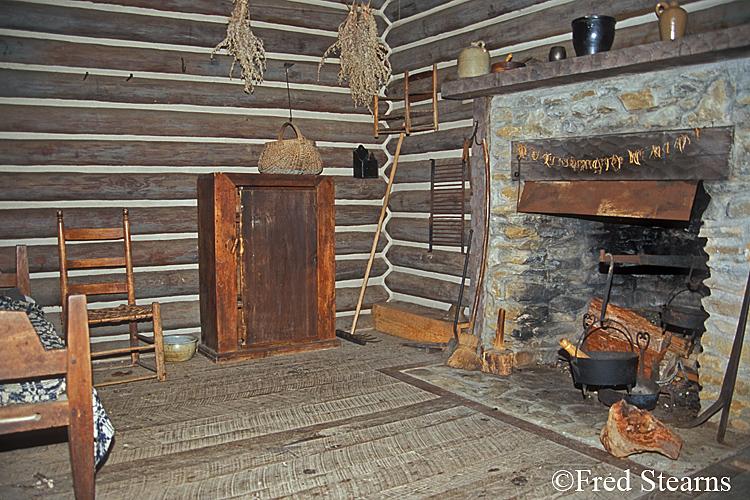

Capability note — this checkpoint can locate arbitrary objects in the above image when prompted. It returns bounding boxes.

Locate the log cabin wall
[0,0,392,345]
[1,0,746,353]
[379,0,748,321]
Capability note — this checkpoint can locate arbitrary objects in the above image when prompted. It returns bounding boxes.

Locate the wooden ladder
[374,64,438,138]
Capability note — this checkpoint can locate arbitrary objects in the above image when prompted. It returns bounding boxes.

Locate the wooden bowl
[491,61,526,72]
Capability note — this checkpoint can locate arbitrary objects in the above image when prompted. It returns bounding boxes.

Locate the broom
[447,137,491,370]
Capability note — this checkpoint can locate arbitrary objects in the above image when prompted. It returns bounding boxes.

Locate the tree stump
[482,349,514,375]
[600,400,682,460]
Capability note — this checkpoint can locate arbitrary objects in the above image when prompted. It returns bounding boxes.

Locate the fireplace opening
[587,182,712,380]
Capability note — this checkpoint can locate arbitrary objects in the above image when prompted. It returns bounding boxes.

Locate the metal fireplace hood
[517,180,699,222]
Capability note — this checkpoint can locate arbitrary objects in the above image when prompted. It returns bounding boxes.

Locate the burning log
[600,400,682,460]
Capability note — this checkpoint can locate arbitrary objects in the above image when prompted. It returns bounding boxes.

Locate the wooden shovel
[337,132,406,343]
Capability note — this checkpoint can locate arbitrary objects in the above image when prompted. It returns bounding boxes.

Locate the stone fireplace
[443,28,750,430]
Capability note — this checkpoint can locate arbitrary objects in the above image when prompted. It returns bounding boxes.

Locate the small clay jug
[656,2,688,40]
[457,41,490,78]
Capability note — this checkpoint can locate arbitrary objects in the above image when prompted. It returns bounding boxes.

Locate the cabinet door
[238,186,318,347]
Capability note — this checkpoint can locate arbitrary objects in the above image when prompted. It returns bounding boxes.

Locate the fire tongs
[679,270,750,443]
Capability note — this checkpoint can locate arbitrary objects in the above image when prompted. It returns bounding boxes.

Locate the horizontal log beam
[0,204,383,240]
[386,157,467,185]
[0,238,199,273]
[45,283,389,336]
[0,36,345,87]
[382,0,443,23]
[32,268,200,307]
[386,216,429,244]
[336,284,389,312]
[335,177,388,200]
[335,258,388,281]
[0,173,387,202]
[29,256,389,307]
[0,69,369,116]
[0,140,386,168]
[389,190,470,214]
[0,232,391,277]
[0,1,335,55]
[386,127,471,156]
[386,0,545,49]
[387,245,467,277]
[0,207,198,239]
[335,231,387,255]
[90,0,376,32]
[0,105,376,145]
[385,270,469,307]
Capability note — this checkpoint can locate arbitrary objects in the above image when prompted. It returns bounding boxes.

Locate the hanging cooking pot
[457,41,491,78]
[661,287,709,331]
[569,253,639,395]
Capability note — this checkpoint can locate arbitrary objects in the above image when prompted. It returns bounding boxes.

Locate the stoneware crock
[572,15,617,56]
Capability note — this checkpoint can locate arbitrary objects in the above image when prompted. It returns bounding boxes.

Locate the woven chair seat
[86,303,154,324]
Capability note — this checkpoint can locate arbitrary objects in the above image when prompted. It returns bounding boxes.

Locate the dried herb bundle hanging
[319,2,392,109]
[212,0,266,93]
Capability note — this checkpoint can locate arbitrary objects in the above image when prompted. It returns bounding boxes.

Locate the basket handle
[278,122,303,140]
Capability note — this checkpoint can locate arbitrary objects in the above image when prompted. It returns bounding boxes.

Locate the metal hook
[469,121,481,145]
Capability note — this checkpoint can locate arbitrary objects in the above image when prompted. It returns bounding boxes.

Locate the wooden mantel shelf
[441,24,750,100]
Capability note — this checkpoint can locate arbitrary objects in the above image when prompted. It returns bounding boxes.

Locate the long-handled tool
[336,132,406,344]
[447,137,491,370]
[443,229,473,359]
[680,270,750,443]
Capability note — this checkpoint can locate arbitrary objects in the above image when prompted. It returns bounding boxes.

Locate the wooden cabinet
[197,173,339,362]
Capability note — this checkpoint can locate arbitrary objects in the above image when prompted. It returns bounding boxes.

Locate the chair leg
[152,302,166,381]
[129,320,140,365]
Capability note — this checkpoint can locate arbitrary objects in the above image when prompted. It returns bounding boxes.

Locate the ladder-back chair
[57,209,166,386]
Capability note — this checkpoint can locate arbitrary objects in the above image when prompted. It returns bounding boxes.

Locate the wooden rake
[336,132,406,345]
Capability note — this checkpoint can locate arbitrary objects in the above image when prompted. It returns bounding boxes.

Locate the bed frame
[0,245,95,499]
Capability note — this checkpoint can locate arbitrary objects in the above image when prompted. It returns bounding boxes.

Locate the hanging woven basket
[257,122,323,175]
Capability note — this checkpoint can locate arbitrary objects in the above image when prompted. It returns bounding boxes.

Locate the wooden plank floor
[2,331,750,499]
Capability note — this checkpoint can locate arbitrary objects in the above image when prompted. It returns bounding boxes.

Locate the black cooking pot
[661,288,709,331]
[570,320,639,394]
[571,350,639,389]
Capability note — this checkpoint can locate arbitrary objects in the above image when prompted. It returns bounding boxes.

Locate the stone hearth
[482,56,750,430]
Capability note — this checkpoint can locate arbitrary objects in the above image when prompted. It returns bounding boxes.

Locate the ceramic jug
[457,41,490,78]
[656,1,687,40]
